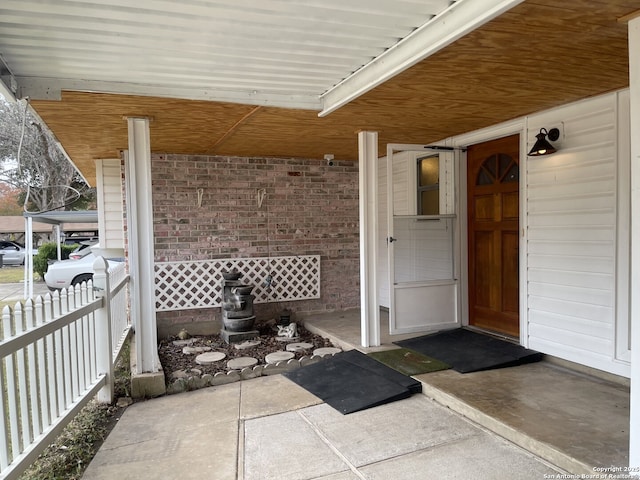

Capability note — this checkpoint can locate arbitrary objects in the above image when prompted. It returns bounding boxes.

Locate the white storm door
[386,144,459,335]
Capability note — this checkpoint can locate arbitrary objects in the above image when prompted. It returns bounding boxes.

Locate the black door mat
[283,350,421,414]
[395,328,543,374]
[368,348,450,376]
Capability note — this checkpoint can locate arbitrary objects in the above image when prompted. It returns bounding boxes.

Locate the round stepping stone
[286,342,313,352]
[183,346,212,355]
[313,347,342,357]
[234,339,262,350]
[172,338,196,346]
[195,351,226,365]
[265,351,295,364]
[227,357,258,370]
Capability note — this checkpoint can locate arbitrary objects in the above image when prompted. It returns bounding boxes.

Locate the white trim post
[124,117,159,373]
[628,14,640,473]
[93,256,113,403]
[358,131,380,347]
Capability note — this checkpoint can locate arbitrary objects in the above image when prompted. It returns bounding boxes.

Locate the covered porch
[1,0,639,477]
[81,312,629,478]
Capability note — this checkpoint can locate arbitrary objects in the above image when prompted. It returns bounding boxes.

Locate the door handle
[388,237,397,243]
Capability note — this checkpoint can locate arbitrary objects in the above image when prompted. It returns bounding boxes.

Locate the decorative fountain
[220,271,258,344]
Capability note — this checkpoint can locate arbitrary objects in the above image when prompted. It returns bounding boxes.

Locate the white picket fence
[0,257,130,480]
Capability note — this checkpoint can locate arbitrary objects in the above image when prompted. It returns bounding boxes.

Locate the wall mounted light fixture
[528,127,560,156]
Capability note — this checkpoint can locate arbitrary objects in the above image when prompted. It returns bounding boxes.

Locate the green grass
[0,267,27,284]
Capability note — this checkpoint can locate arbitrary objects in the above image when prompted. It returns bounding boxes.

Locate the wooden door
[467,135,520,337]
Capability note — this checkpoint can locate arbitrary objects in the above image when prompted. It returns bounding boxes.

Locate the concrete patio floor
[303,309,631,476]
[82,308,630,479]
[82,374,562,480]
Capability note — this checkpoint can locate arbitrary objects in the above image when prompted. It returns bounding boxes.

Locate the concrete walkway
[0,280,50,302]
[82,374,562,480]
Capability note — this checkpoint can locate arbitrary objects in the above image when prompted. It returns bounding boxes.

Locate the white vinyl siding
[96,159,125,250]
[376,91,630,376]
[525,92,629,376]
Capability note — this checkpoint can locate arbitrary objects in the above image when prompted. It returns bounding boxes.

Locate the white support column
[125,117,158,373]
[628,14,640,473]
[358,131,380,347]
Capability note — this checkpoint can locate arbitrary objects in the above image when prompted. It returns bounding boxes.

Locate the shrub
[33,242,78,279]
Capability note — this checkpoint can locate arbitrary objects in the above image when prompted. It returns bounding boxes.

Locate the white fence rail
[155,255,321,311]
[0,257,130,480]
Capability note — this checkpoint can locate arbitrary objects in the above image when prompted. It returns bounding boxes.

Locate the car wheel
[71,273,93,286]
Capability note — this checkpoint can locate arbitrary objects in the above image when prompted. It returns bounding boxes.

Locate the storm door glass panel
[417,155,439,215]
[393,216,454,284]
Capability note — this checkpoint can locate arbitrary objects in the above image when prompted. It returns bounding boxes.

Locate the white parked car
[0,240,38,266]
[44,252,123,290]
[68,241,98,260]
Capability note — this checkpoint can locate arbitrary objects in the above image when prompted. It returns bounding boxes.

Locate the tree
[0,96,96,213]
[0,181,23,215]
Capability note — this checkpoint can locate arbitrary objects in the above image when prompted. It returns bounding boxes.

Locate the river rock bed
[158,322,336,393]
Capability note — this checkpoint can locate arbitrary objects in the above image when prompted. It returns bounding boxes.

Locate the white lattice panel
[154,255,320,311]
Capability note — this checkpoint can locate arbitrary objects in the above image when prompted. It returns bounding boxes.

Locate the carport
[22,210,98,297]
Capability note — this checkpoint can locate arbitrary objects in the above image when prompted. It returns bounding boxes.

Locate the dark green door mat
[395,328,543,373]
[368,348,450,376]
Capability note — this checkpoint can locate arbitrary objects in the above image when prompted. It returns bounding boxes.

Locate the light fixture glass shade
[528,128,558,156]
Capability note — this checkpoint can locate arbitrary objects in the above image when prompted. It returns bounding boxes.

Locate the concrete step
[413,362,629,476]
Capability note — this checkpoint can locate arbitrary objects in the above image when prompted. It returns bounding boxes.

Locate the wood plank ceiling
[1,0,638,184]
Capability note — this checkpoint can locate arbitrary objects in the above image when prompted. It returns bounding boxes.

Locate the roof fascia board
[23,211,98,224]
[18,77,322,110]
[318,0,526,117]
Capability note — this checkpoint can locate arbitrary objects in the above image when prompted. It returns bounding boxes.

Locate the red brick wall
[152,154,360,336]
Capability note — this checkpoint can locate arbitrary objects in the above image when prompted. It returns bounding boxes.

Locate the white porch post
[358,131,380,347]
[125,117,158,373]
[628,14,640,473]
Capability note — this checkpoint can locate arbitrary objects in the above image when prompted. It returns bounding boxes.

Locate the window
[476,153,518,185]
[417,154,439,215]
